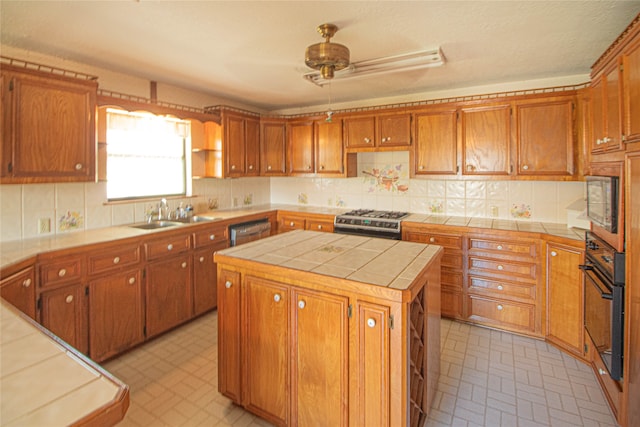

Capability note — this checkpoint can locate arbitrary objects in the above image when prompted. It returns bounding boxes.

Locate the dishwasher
[228,218,272,246]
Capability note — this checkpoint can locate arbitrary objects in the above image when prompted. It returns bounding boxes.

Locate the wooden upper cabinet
[226,115,247,177]
[623,33,640,146]
[378,113,411,147]
[245,117,260,176]
[412,109,458,175]
[344,116,376,148]
[591,62,623,154]
[514,97,575,176]
[344,113,411,149]
[315,119,343,175]
[1,66,97,183]
[261,120,287,176]
[288,120,315,175]
[460,103,511,175]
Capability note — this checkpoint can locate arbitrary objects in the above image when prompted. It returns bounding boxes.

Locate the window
[106,108,191,200]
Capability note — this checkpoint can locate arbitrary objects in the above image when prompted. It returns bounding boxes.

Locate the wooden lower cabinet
[545,241,585,358]
[39,283,88,354]
[88,268,145,362]
[0,266,36,319]
[193,242,225,315]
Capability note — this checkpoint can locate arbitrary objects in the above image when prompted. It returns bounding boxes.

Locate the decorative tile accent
[362,165,409,193]
[58,211,83,231]
[510,203,532,219]
[298,192,308,204]
[429,200,444,214]
[243,193,253,205]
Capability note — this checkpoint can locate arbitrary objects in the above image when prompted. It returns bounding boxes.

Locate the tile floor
[103,313,619,427]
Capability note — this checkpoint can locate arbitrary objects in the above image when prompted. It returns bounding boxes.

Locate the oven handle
[583,267,613,300]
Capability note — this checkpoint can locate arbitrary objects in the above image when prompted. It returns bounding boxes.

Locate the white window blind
[106,108,190,200]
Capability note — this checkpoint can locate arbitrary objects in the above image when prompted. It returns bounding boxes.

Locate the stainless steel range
[334,209,409,240]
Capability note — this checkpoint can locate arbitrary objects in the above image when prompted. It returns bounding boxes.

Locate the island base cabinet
[88,268,145,362]
[0,266,36,320]
[193,243,226,315]
[217,269,242,402]
[39,283,88,354]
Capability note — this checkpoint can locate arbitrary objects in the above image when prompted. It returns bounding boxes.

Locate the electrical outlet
[38,218,51,234]
[490,206,499,217]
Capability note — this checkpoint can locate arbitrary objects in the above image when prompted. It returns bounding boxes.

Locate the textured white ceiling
[2,1,639,111]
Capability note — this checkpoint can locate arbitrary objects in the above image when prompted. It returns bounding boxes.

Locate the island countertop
[214,229,443,295]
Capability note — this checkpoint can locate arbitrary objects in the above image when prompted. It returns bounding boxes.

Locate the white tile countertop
[0,300,129,426]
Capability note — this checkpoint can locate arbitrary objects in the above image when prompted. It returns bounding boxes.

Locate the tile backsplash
[0,152,586,242]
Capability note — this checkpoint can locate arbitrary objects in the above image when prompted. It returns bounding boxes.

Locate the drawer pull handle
[181,261,187,268]
[497,265,504,271]
[497,304,503,311]
[497,245,503,250]
[22,278,32,287]
[58,268,67,278]
[367,318,376,328]
[317,225,323,230]
[429,237,435,243]
[209,234,216,240]
[129,277,136,285]
[497,285,503,291]
[113,256,120,264]
[298,300,306,309]
[290,222,295,227]
[225,280,232,289]
[199,256,205,263]
[274,293,281,303]
[167,244,173,251]
[65,295,74,304]
[550,251,557,257]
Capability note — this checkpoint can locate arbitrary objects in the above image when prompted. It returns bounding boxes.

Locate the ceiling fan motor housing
[305,23,350,79]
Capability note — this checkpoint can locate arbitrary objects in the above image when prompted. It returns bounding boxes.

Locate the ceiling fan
[303,23,445,87]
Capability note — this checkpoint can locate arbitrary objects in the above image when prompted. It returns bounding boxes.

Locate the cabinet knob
[249,165,254,170]
[603,137,612,143]
[113,256,120,264]
[199,256,205,263]
[209,234,216,240]
[381,137,390,143]
[317,225,323,230]
[497,245,503,250]
[599,368,607,375]
[364,137,371,144]
[522,164,529,170]
[22,278,32,287]
[367,318,376,328]
[497,265,504,271]
[419,165,424,170]
[320,165,325,170]
[307,165,312,170]
[74,163,83,170]
[429,237,435,243]
[466,164,474,171]
[298,300,306,309]
[290,222,295,227]
[167,244,173,251]
[128,277,136,285]
[267,165,272,170]
[181,261,187,268]
[225,280,232,289]
[274,293,281,303]
[58,268,67,278]
[497,285,503,291]
[231,165,236,170]
[65,295,74,304]
[550,251,558,257]
[497,304,503,311]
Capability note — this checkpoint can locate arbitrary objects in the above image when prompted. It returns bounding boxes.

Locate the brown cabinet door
[378,113,411,147]
[261,121,287,175]
[315,120,343,175]
[243,276,289,426]
[245,117,260,176]
[88,268,144,362]
[344,116,375,148]
[6,70,96,181]
[623,36,640,145]
[145,255,192,338]
[226,115,246,176]
[193,242,226,315]
[217,269,242,401]
[0,266,36,319]
[604,62,622,151]
[591,76,606,153]
[546,243,584,357]
[291,288,348,427]
[515,98,574,176]
[461,104,511,175]
[356,301,390,427]
[413,109,458,175]
[40,283,88,354]
[288,121,314,174]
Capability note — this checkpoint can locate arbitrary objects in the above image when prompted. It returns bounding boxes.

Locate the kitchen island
[214,230,443,427]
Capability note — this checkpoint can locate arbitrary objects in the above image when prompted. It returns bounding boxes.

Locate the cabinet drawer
[88,243,141,275]
[39,257,84,288]
[306,219,334,233]
[467,276,536,302]
[279,216,305,231]
[467,295,535,333]
[145,234,191,261]
[193,227,228,248]
[468,237,537,259]
[468,256,537,282]
[404,231,463,250]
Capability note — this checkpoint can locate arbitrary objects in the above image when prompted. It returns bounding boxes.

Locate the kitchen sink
[129,220,182,230]
[173,216,222,224]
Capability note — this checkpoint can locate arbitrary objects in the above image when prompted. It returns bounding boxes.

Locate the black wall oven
[580,231,626,381]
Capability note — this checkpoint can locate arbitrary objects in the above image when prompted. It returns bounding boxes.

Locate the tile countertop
[0,204,586,270]
[0,300,129,426]
[215,229,442,290]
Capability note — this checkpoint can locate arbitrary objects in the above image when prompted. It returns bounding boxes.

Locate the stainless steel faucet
[158,198,169,220]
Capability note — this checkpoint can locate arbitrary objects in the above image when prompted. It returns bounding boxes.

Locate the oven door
[583,265,624,381]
